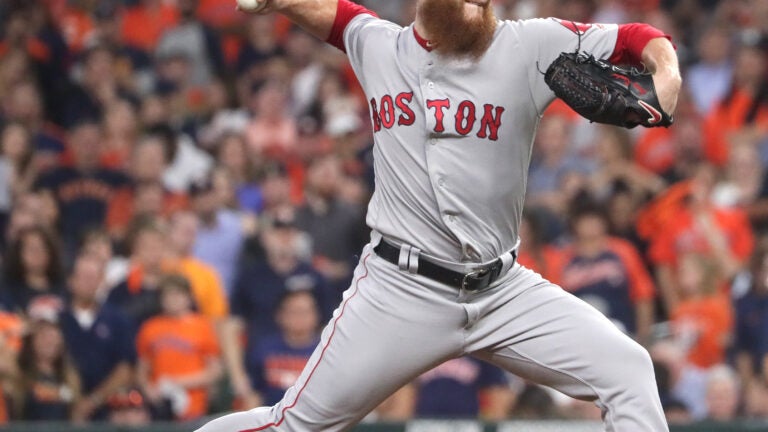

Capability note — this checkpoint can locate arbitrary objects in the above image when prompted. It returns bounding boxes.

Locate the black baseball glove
[544,52,673,128]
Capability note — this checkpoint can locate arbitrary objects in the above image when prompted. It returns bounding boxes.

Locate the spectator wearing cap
[34,120,130,253]
[190,176,246,296]
[136,274,221,421]
[107,387,152,426]
[1,226,64,315]
[559,195,656,343]
[155,0,225,87]
[59,254,134,421]
[225,217,327,407]
[245,289,320,407]
[11,316,81,421]
[295,154,366,305]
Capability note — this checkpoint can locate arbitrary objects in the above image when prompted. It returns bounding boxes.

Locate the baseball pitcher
[198,0,681,430]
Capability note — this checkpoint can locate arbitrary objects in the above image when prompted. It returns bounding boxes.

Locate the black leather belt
[373,239,516,291]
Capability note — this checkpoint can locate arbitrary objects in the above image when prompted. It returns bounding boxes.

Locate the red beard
[417,0,497,60]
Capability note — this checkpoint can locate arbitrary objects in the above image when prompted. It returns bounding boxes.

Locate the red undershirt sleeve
[325,0,377,53]
[608,23,673,65]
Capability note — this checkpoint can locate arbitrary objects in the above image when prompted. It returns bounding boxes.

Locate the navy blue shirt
[35,167,130,247]
[21,372,74,421]
[246,333,319,406]
[231,260,330,345]
[735,291,768,373]
[105,281,161,329]
[59,303,136,393]
[415,357,508,418]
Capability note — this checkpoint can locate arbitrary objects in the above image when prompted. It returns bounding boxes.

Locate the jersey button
[437,178,445,187]
[428,82,435,89]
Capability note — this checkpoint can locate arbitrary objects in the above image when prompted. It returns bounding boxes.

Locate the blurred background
[0,0,767,429]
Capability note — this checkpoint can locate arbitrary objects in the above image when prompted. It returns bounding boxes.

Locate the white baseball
[237,0,267,12]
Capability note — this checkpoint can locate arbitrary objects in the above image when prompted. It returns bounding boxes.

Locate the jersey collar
[413,27,434,52]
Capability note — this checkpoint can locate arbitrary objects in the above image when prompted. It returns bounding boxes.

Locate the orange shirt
[137,314,219,420]
[648,206,754,268]
[517,245,567,286]
[702,89,768,166]
[166,257,229,319]
[671,294,733,368]
[0,312,23,424]
[120,4,179,52]
[633,127,675,174]
[125,259,228,320]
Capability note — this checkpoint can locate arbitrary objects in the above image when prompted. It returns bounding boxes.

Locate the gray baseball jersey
[196,6,668,432]
[350,16,617,263]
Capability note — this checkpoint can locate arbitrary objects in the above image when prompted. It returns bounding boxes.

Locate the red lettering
[477,104,504,141]
[396,92,415,126]
[380,95,395,129]
[370,98,382,132]
[426,99,450,133]
[454,100,476,135]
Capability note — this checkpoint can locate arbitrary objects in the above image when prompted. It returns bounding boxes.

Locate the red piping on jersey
[326,0,376,52]
[237,253,372,432]
[609,23,672,65]
[413,27,433,52]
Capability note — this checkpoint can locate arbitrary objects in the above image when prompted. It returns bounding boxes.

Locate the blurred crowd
[1,0,768,426]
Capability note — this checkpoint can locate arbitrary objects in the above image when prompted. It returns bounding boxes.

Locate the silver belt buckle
[462,268,488,290]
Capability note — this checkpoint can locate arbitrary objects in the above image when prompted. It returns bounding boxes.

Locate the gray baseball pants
[196,240,668,432]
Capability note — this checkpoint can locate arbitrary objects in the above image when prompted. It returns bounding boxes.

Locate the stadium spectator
[650,340,709,420]
[0,309,23,424]
[34,120,130,252]
[59,254,134,421]
[295,154,365,302]
[704,365,741,421]
[735,242,768,384]
[2,226,64,315]
[166,210,228,321]
[100,100,139,171]
[516,210,566,286]
[107,217,167,326]
[11,316,81,421]
[231,215,328,342]
[216,133,264,215]
[670,253,733,368]
[78,228,129,295]
[560,196,656,342]
[414,357,512,420]
[245,83,298,160]
[106,134,188,242]
[702,34,768,167]
[648,164,754,314]
[686,25,733,115]
[190,177,246,295]
[136,274,221,421]
[156,0,225,87]
[245,289,320,406]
